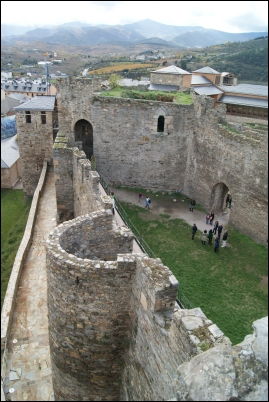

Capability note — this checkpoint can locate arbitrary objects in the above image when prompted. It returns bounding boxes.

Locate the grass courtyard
[1,189,32,309]
[99,87,193,104]
[115,188,268,346]
[1,186,267,346]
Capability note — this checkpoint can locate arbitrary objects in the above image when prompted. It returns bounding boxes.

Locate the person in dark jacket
[221,230,228,247]
[217,223,223,238]
[213,220,218,235]
[209,211,214,225]
[214,236,220,252]
[192,223,198,240]
[207,229,213,245]
[189,199,195,212]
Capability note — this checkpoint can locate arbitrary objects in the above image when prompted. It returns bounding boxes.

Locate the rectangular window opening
[157,115,165,132]
[25,111,31,123]
[41,111,46,124]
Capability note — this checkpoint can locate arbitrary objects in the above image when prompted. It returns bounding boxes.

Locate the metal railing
[177,290,194,310]
[96,167,194,309]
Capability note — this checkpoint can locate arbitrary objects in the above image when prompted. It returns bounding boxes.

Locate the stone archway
[74,119,93,159]
[210,182,229,212]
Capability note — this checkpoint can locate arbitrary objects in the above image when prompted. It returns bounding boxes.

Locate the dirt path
[111,188,230,236]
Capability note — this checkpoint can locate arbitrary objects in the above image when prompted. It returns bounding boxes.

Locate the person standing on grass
[145,197,150,210]
[138,192,143,204]
[201,230,207,245]
[218,223,223,239]
[192,223,198,240]
[221,230,228,247]
[207,229,213,245]
[214,236,220,252]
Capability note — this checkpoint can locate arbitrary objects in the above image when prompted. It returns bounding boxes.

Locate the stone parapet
[53,131,104,222]
[1,161,48,383]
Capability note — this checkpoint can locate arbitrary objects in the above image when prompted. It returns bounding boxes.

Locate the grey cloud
[228,12,268,32]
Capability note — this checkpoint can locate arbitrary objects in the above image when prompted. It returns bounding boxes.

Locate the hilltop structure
[14,76,268,245]
[6,75,267,400]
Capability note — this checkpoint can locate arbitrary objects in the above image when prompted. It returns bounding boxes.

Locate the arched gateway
[210,182,229,212]
[74,119,93,159]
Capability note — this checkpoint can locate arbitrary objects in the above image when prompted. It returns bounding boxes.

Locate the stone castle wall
[46,210,135,400]
[150,72,186,88]
[53,131,103,222]
[54,78,268,244]
[184,96,268,243]
[16,109,54,196]
[46,209,267,401]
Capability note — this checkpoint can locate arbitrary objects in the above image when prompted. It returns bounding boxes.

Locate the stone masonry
[16,108,54,196]
[53,77,268,245]
[46,207,268,401]
[45,141,267,401]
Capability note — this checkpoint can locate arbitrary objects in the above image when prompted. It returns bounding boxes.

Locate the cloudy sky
[1,1,268,33]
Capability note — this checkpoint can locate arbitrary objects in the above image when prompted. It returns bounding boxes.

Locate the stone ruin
[45,142,268,401]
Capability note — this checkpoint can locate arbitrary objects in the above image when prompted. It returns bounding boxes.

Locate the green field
[115,189,268,345]
[1,189,32,309]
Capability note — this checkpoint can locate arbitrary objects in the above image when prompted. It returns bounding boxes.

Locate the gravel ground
[111,187,230,237]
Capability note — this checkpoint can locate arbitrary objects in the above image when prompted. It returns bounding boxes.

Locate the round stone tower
[46,210,135,401]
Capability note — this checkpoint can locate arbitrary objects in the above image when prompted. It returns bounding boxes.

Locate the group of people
[206,211,215,225]
[138,192,151,209]
[192,220,228,252]
[139,192,230,252]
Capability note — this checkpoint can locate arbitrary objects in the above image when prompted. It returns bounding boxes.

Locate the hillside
[185,37,268,82]
[172,29,268,48]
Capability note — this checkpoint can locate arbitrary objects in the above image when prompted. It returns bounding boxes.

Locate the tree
[181,60,187,70]
[108,73,121,88]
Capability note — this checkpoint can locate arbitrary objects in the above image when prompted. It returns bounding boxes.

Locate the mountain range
[1,19,268,48]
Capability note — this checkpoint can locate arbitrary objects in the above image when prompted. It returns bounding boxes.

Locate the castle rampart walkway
[4,171,56,401]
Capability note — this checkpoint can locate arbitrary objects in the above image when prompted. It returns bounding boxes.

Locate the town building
[1,135,22,188]
[1,78,57,98]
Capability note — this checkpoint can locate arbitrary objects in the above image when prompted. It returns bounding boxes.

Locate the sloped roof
[194,86,223,96]
[14,95,56,111]
[1,79,50,94]
[151,65,191,75]
[8,93,31,102]
[193,66,220,74]
[1,97,21,115]
[1,135,20,168]
[191,75,212,85]
[218,84,268,97]
[218,95,268,108]
[148,83,179,92]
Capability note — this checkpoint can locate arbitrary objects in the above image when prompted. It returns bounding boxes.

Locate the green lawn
[1,189,32,309]
[115,190,268,345]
